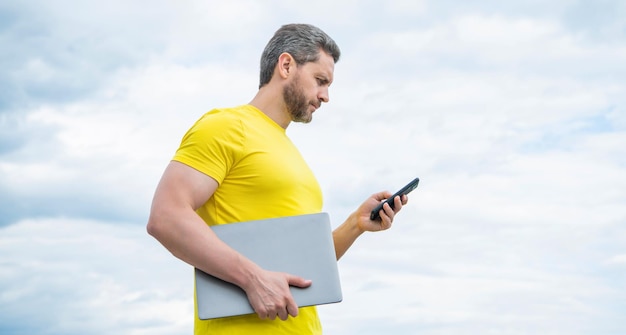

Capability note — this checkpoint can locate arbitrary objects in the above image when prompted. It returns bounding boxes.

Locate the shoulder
[173,106,250,182]
[193,107,244,131]
[182,106,252,143]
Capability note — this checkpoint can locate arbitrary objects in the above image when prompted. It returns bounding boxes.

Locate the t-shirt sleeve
[172,111,244,185]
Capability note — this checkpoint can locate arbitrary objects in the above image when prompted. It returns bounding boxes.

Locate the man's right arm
[146,160,310,320]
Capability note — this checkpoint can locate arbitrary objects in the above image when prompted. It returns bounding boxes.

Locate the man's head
[259,23,341,89]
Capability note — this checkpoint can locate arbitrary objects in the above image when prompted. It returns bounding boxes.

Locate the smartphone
[370,177,420,221]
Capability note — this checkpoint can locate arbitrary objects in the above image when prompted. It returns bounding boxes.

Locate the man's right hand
[242,269,312,321]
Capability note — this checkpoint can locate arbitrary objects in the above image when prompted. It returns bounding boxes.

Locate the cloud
[0,0,273,225]
[0,1,159,111]
[0,218,192,335]
[317,206,626,334]
[0,58,258,226]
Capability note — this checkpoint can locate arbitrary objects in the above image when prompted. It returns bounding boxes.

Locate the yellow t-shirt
[173,105,324,335]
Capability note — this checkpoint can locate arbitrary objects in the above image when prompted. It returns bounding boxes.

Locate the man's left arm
[332,191,408,260]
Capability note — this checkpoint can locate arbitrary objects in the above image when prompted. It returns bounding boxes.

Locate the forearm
[332,212,364,260]
[147,208,259,289]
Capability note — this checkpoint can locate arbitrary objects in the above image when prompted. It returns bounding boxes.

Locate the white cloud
[0,59,258,223]
[0,218,192,335]
[604,254,626,266]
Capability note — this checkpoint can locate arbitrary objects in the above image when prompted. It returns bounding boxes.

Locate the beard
[283,74,314,124]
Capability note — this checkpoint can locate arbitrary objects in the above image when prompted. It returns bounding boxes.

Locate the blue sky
[1,0,625,334]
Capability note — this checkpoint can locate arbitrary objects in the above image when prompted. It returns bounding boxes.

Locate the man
[147,23,408,335]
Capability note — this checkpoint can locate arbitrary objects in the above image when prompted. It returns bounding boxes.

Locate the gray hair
[259,23,341,88]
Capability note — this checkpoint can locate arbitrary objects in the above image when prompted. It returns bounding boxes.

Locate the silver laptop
[195,212,343,320]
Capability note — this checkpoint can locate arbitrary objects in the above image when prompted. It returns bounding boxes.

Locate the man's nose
[318,87,329,103]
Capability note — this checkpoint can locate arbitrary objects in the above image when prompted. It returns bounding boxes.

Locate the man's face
[282,51,334,124]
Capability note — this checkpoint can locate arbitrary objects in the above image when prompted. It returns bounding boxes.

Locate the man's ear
[277,52,294,79]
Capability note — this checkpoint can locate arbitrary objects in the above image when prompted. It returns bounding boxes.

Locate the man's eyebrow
[317,74,332,85]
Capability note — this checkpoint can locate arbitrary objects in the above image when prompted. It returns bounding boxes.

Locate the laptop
[195,212,343,320]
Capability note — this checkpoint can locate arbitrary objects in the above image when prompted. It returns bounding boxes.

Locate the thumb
[287,274,312,288]
[373,191,393,201]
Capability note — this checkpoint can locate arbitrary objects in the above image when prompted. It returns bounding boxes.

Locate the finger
[379,215,392,230]
[287,275,312,288]
[256,308,269,320]
[284,275,304,318]
[401,194,409,205]
[286,301,299,318]
[277,306,289,321]
[373,191,393,201]
[383,201,396,220]
[285,292,299,318]
[380,203,395,230]
[393,195,404,212]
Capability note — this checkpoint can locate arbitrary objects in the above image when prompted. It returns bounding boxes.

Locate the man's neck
[249,86,290,129]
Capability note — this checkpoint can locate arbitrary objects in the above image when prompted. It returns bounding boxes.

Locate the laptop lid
[195,212,343,320]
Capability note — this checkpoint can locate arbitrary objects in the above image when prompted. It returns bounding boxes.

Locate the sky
[1,0,625,334]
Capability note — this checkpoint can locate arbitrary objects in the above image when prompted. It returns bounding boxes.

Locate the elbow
[146,217,157,238]
[146,210,167,241]
[146,216,159,239]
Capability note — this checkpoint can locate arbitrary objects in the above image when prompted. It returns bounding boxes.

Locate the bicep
[152,160,219,212]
